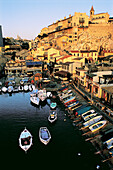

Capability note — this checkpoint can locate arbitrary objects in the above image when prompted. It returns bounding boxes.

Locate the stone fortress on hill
[37,6,113,51]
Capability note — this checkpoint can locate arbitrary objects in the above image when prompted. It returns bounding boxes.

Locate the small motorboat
[7,86,13,93]
[50,102,57,110]
[47,92,52,98]
[29,84,35,91]
[24,85,29,92]
[39,127,51,145]
[2,87,7,93]
[19,127,33,152]
[89,120,107,133]
[18,85,24,92]
[48,110,57,123]
[30,97,40,106]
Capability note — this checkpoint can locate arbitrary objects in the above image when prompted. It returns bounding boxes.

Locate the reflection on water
[0,92,110,169]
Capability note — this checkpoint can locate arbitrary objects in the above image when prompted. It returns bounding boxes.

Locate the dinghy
[39,127,51,145]
[89,120,107,133]
[2,87,7,93]
[7,86,13,93]
[38,89,47,102]
[48,110,57,123]
[24,85,29,92]
[19,127,33,152]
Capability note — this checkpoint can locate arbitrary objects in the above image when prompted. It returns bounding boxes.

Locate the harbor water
[0,92,110,169]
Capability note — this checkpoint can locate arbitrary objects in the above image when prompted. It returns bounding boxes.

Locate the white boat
[30,97,40,106]
[47,92,52,98]
[81,109,96,119]
[19,127,33,152]
[61,93,73,101]
[7,86,13,93]
[2,86,7,93]
[48,110,57,123]
[89,120,107,133]
[38,89,47,102]
[58,89,72,98]
[82,115,103,129]
[83,113,98,122]
[39,127,51,145]
[29,84,35,91]
[24,85,29,92]
[50,102,57,109]
[18,85,24,91]
[13,86,19,93]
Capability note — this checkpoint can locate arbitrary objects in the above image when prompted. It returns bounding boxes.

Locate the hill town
[0,6,113,106]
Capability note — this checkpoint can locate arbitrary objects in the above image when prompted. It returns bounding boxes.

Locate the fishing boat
[30,97,40,106]
[2,86,7,93]
[81,115,103,129]
[38,89,47,102]
[50,102,57,109]
[39,127,51,145]
[89,120,107,133]
[48,110,57,123]
[19,127,33,152]
[24,85,29,92]
[7,86,13,93]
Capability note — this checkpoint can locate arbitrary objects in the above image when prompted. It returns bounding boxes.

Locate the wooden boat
[50,102,57,109]
[30,97,40,106]
[82,115,103,129]
[61,93,73,101]
[81,109,96,120]
[89,120,107,133]
[67,101,79,109]
[83,113,98,122]
[65,99,76,107]
[63,96,76,104]
[39,127,51,145]
[48,110,57,123]
[19,127,33,152]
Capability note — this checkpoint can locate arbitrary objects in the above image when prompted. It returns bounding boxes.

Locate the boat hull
[39,127,51,145]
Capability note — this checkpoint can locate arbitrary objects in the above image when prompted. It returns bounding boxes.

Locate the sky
[0,0,113,40]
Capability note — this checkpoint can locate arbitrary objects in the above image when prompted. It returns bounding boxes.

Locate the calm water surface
[0,92,110,169]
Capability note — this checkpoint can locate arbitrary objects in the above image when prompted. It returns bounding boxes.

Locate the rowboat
[63,96,76,104]
[83,113,98,122]
[50,102,57,109]
[58,89,72,97]
[30,97,40,106]
[67,101,79,109]
[30,89,38,97]
[39,127,51,145]
[82,115,103,129]
[65,99,76,107]
[89,120,107,133]
[104,137,113,149]
[18,85,24,91]
[75,106,92,116]
[19,127,33,152]
[81,109,96,120]
[61,93,73,101]
[48,110,57,123]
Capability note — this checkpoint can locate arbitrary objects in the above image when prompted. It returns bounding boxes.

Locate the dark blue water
[0,92,110,169]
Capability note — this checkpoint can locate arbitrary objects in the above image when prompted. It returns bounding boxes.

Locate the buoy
[96,165,100,169]
[64,119,66,121]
